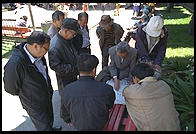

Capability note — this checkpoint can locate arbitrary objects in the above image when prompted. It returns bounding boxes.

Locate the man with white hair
[135,16,168,74]
[108,41,138,91]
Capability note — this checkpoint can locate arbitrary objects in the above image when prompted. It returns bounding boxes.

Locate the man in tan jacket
[123,63,180,131]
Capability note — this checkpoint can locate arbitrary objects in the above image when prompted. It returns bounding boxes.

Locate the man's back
[61,76,115,130]
[123,77,180,131]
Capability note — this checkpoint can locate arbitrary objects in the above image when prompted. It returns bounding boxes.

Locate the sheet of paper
[106,79,129,104]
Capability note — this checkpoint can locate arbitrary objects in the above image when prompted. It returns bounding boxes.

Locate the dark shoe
[52,126,62,131]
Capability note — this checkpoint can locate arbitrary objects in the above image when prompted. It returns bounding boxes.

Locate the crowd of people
[3,6,181,131]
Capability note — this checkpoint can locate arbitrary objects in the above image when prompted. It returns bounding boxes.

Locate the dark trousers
[58,77,77,96]
[25,101,54,131]
[101,45,113,69]
[58,77,77,120]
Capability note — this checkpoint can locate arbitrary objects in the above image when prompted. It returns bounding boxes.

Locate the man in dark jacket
[77,12,91,54]
[96,15,124,69]
[3,31,61,131]
[61,54,115,131]
[48,18,79,96]
[135,16,168,73]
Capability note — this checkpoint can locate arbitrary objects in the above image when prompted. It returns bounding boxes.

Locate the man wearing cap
[135,16,168,74]
[48,18,79,96]
[96,15,124,69]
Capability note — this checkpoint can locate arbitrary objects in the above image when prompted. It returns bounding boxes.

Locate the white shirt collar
[23,43,40,63]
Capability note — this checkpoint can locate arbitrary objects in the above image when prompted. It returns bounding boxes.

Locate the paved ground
[2,6,135,131]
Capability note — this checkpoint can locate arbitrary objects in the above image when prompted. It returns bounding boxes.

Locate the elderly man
[77,12,91,54]
[96,15,124,69]
[3,31,62,131]
[47,10,65,39]
[61,54,115,131]
[135,16,168,75]
[48,18,79,96]
[108,41,138,91]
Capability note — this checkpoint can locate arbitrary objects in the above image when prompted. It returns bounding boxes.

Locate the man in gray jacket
[47,10,65,39]
[108,41,138,90]
[96,15,124,69]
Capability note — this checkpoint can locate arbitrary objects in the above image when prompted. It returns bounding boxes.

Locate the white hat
[143,16,164,37]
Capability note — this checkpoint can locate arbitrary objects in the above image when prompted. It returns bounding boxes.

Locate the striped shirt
[104,28,115,46]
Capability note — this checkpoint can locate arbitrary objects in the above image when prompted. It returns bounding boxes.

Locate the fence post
[28,3,36,31]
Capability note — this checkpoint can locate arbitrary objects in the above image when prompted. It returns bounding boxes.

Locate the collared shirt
[80,26,90,48]
[23,43,48,81]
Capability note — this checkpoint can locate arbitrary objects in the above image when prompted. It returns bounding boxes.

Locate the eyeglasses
[42,46,49,51]
[69,30,77,37]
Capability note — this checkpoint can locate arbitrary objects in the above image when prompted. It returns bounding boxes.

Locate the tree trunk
[166,3,174,13]
[188,14,194,36]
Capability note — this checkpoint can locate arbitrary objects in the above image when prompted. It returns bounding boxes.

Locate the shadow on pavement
[10,90,76,131]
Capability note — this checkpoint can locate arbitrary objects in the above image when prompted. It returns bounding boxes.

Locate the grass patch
[166,47,194,58]
[2,41,15,58]
[159,6,194,48]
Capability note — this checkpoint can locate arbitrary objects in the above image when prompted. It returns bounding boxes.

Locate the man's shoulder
[128,47,137,55]
[113,23,123,30]
[48,24,56,32]
[108,45,117,56]
[123,83,141,96]
[50,34,66,50]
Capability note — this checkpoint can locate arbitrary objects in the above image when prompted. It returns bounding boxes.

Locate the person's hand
[130,81,134,85]
[68,122,73,127]
[114,78,120,91]
[154,64,162,73]
[147,61,153,66]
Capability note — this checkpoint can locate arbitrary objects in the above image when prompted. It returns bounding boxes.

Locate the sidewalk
[2,8,134,131]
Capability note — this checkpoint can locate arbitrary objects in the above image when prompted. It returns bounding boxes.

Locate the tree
[166,3,174,13]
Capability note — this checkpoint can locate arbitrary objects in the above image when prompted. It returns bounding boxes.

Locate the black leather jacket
[48,33,79,91]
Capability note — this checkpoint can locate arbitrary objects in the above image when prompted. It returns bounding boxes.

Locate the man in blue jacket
[61,54,115,131]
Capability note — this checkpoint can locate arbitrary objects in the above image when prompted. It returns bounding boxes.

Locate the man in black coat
[48,18,80,96]
[77,12,91,54]
[61,54,115,131]
[3,31,61,131]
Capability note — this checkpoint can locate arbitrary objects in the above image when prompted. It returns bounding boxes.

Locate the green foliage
[162,57,194,131]
[2,40,15,58]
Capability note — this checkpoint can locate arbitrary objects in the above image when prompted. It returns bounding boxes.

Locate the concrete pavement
[2,7,135,131]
